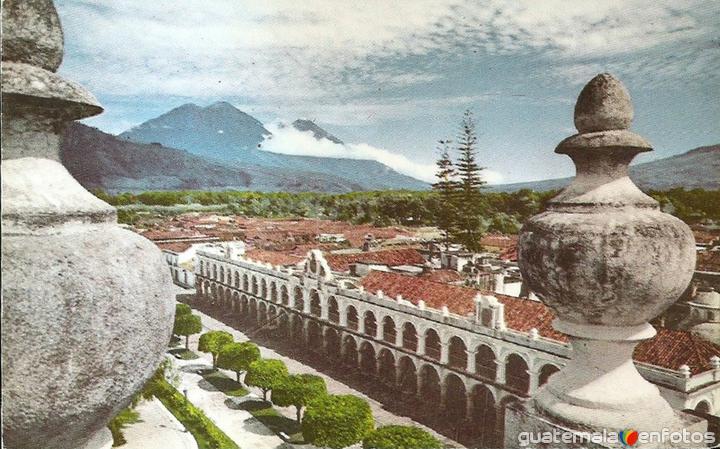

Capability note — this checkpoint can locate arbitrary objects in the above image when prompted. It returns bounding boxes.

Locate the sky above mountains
[55,0,719,184]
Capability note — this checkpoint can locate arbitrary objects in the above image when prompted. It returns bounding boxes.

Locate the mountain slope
[491,144,720,192]
[60,124,421,193]
[117,102,427,190]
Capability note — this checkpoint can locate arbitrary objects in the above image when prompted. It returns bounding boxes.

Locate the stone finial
[529,328,539,340]
[574,73,633,133]
[679,365,692,378]
[2,0,64,71]
[711,356,720,370]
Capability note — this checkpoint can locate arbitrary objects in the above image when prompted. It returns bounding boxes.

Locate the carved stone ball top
[2,0,64,72]
[574,73,634,133]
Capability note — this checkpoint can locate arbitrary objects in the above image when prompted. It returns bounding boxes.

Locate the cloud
[260,122,504,184]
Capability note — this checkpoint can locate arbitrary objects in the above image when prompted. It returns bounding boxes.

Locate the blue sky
[55,1,719,184]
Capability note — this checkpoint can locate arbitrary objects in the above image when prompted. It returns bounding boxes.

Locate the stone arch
[258,301,268,324]
[310,290,322,317]
[248,297,258,324]
[324,327,341,359]
[538,363,561,387]
[346,305,359,330]
[448,336,468,370]
[402,322,418,352]
[382,316,397,344]
[505,353,530,395]
[240,294,249,317]
[497,395,522,447]
[219,266,225,284]
[342,334,358,368]
[243,273,249,291]
[260,278,268,299]
[470,384,497,448]
[268,304,277,321]
[475,344,497,380]
[398,356,418,396]
[251,276,259,295]
[277,311,289,338]
[378,348,396,386]
[290,314,304,343]
[419,364,441,407]
[359,341,377,376]
[233,271,240,287]
[424,328,441,360]
[270,282,278,303]
[363,310,377,337]
[280,284,289,305]
[307,320,323,352]
[444,372,468,421]
[327,296,340,323]
[232,291,240,313]
[294,286,304,311]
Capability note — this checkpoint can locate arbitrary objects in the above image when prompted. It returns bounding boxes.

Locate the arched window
[243,274,249,291]
[220,267,225,283]
[234,271,240,287]
[364,311,377,337]
[424,329,441,360]
[294,287,305,311]
[475,345,497,380]
[328,297,340,323]
[539,364,560,387]
[505,353,530,394]
[270,283,278,302]
[310,290,322,317]
[401,323,418,351]
[346,306,359,330]
[448,336,468,370]
[694,400,712,415]
[382,316,396,344]
[251,276,258,295]
[280,285,289,305]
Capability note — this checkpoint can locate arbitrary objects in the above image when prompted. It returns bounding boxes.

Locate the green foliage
[649,188,720,224]
[176,303,192,316]
[363,425,442,449]
[198,330,233,368]
[432,139,459,249]
[271,374,327,422]
[245,359,289,400]
[216,341,261,382]
[151,376,239,449]
[108,407,140,447]
[302,394,375,449]
[173,313,202,350]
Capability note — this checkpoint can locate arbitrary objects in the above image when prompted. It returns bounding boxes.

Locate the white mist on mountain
[261,122,503,185]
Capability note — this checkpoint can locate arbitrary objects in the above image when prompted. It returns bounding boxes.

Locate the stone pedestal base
[504,400,708,449]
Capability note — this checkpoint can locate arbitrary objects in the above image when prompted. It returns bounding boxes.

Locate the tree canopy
[198,330,233,368]
[216,341,261,382]
[244,359,289,401]
[175,303,192,316]
[173,313,201,350]
[271,374,327,422]
[302,394,375,449]
[363,425,442,449]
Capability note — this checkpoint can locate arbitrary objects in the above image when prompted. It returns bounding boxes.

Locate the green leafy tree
[432,138,459,249]
[216,341,260,382]
[363,425,442,449]
[271,374,327,423]
[173,313,202,350]
[302,394,374,449]
[176,303,192,316]
[245,359,289,401]
[198,330,233,368]
[452,110,487,251]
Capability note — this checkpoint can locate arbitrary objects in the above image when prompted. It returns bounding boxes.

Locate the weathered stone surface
[574,73,633,133]
[1,0,64,71]
[1,224,175,449]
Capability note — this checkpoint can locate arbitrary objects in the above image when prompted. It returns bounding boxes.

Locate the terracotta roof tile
[157,242,194,253]
[634,327,720,375]
[697,251,720,273]
[420,269,464,283]
[325,249,425,272]
[245,249,305,267]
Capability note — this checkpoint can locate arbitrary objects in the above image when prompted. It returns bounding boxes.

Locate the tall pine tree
[452,110,487,252]
[431,139,458,250]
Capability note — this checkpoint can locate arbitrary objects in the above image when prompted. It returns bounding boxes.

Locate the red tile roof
[245,249,305,267]
[481,233,518,249]
[420,269,464,283]
[493,293,568,342]
[634,327,720,375]
[499,244,518,262]
[325,249,425,272]
[157,242,194,253]
[141,230,208,241]
[697,251,720,273]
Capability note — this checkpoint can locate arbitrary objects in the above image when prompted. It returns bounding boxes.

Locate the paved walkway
[123,397,197,449]
[183,299,456,447]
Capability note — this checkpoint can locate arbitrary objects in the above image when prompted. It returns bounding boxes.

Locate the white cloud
[260,122,504,184]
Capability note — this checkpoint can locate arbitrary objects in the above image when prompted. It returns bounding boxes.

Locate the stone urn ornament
[518,74,696,432]
[1,1,175,448]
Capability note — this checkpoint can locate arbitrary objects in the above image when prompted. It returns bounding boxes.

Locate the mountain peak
[292,119,343,144]
[206,101,238,111]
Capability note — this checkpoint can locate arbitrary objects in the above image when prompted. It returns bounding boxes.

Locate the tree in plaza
[271,374,327,423]
[452,109,487,252]
[362,425,442,449]
[197,330,233,368]
[216,341,261,382]
[173,313,202,350]
[244,359,289,401]
[431,138,459,250]
[302,394,375,449]
[175,303,192,316]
